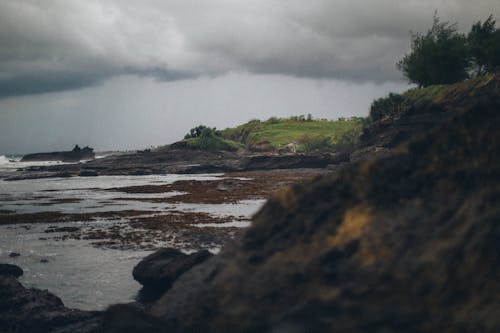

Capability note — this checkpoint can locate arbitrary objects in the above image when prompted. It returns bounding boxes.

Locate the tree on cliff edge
[468,15,500,75]
[397,15,469,87]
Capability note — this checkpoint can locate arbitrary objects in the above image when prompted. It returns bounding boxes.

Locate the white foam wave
[0,155,11,165]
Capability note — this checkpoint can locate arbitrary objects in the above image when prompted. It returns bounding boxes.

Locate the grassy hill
[221,116,365,152]
[170,76,498,154]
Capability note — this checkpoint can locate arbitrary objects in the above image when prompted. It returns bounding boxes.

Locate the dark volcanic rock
[79,169,98,177]
[0,264,23,278]
[0,276,101,333]
[241,153,340,171]
[8,145,347,181]
[133,248,212,296]
[21,145,94,162]
[101,304,167,333]
[147,76,500,332]
[45,226,80,233]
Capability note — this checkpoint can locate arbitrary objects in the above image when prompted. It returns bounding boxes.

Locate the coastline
[1,76,499,332]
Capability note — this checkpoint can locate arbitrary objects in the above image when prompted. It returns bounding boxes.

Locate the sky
[0,1,498,154]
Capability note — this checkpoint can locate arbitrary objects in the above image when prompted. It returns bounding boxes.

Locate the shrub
[332,128,361,152]
[298,135,332,152]
[184,125,219,139]
[369,93,406,121]
[183,135,242,152]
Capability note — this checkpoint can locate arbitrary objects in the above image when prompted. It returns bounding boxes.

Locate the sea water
[0,158,265,310]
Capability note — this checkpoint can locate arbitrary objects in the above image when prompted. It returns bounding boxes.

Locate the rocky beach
[1,75,499,332]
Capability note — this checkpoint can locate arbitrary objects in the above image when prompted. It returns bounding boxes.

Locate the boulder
[0,264,23,278]
[0,276,101,333]
[133,248,212,294]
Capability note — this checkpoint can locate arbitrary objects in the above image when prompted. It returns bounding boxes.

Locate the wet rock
[45,226,80,233]
[21,145,95,162]
[102,303,167,333]
[130,169,153,176]
[133,248,212,297]
[0,264,23,278]
[0,276,101,333]
[10,145,344,180]
[79,169,98,177]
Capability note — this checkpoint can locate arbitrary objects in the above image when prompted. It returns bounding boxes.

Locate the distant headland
[20,145,95,162]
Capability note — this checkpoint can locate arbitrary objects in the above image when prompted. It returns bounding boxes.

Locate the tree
[397,14,470,87]
[468,15,500,75]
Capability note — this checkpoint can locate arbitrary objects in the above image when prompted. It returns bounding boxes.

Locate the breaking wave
[0,155,11,165]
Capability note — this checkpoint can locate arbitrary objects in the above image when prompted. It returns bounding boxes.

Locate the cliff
[145,75,500,332]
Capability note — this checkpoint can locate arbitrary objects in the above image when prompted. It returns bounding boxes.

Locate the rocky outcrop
[8,149,346,181]
[132,248,212,298]
[21,145,94,162]
[79,169,98,177]
[0,264,23,278]
[0,276,101,333]
[140,76,500,332]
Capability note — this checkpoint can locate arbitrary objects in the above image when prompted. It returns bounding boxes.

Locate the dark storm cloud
[0,0,498,98]
[0,71,108,98]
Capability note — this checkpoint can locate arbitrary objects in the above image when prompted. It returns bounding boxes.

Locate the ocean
[0,156,264,310]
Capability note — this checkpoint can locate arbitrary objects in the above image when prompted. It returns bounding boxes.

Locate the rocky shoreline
[1,76,499,332]
[20,145,95,163]
[2,148,346,181]
[0,169,325,251]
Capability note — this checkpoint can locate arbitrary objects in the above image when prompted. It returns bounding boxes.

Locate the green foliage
[184,125,219,139]
[468,15,500,75]
[297,125,362,153]
[184,136,242,152]
[298,135,332,152]
[180,124,241,151]
[334,127,362,151]
[397,14,470,87]
[367,75,495,129]
[369,93,406,121]
[398,14,499,86]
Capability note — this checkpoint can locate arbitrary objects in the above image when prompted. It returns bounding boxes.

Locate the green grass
[403,74,495,103]
[222,117,365,151]
[369,74,498,123]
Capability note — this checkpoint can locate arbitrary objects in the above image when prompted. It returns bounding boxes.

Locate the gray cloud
[0,0,499,97]
[0,73,407,154]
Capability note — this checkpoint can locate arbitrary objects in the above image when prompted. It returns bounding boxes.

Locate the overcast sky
[0,0,498,154]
